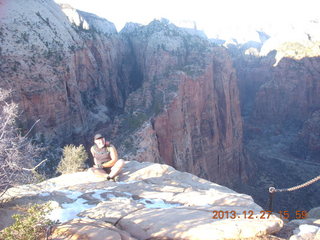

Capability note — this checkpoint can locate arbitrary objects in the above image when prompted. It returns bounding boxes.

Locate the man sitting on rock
[89,133,125,181]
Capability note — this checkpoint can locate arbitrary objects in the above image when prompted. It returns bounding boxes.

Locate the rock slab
[1,161,283,239]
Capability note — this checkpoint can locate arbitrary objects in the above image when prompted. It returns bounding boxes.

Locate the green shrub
[0,203,54,240]
[57,144,88,174]
[127,112,148,130]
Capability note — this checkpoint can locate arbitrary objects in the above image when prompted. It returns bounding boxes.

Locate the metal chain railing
[267,175,320,211]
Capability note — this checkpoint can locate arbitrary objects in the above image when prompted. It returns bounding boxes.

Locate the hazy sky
[54,0,319,41]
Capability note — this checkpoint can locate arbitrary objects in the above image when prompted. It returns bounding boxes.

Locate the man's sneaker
[107,175,119,182]
[113,175,120,182]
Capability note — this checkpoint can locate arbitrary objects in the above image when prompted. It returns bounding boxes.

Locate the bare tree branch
[24,119,41,138]
[0,89,43,199]
[22,159,48,171]
[0,185,9,200]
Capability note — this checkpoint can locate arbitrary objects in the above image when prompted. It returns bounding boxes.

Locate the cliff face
[153,49,246,184]
[233,26,320,129]
[291,110,320,159]
[116,21,248,185]
[230,31,320,214]
[0,0,130,143]
[233,39,320,162]
[1,0,249,186]
[252,56,320,125]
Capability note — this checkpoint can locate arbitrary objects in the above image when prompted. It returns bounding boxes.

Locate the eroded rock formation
[117,21,249,186]
[0,0,129,143]
[0,0,249,186]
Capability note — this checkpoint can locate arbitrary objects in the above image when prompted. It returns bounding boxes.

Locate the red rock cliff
[1,1,250,185]
[253,56,320,124]
[153,50,247,184]
[228,36,320,213]
[118,21,249,185]
[0,0,129,143]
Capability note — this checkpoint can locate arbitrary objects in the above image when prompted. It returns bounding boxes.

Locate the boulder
[308,207,320,219]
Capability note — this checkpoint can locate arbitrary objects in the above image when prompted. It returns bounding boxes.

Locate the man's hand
[101,159,116,168]
[101,161,113,168]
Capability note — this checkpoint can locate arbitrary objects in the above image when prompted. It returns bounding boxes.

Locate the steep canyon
[230,38,320,215]
[1,0,319,214]
[0,0,249,187]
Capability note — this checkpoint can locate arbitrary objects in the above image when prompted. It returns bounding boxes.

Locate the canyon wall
[115,22,249,185]
[152,49,247,184]
[253,56,320,126]
[232,38,320,162]
[229,32,320,213]
[0,0,136,145]
[0,0,249,186]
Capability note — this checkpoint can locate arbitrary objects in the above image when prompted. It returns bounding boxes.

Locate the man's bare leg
[108,159,125,179]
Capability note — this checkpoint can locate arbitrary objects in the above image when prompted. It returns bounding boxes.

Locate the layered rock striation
[1,0,250,186]
[116,21,249,186]
[0,0,132,144]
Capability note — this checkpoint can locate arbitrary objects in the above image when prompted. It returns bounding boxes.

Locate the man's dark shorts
[93,164,112,174]
[102,167,112,174]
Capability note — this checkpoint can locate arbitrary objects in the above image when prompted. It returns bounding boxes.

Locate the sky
[54,0,319,42]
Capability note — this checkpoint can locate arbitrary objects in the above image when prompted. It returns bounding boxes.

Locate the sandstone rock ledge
[1,161,283,240]
[275,207,320,240]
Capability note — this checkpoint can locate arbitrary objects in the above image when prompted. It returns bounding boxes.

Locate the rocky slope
[0,161,285,239]
[0,0,249,186]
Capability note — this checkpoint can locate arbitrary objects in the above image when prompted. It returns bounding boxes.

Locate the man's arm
[102,145,118,168]
[90,147,100,167]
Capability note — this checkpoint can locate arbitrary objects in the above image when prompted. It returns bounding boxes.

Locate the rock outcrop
[1,161,284,240]
[275,211,320,240]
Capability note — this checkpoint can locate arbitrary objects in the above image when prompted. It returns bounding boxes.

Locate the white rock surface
[308,207,320,219]
[1,160,283,239]
[290,224,320,240]
[0,0,81,54]
[58,3,117,35]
